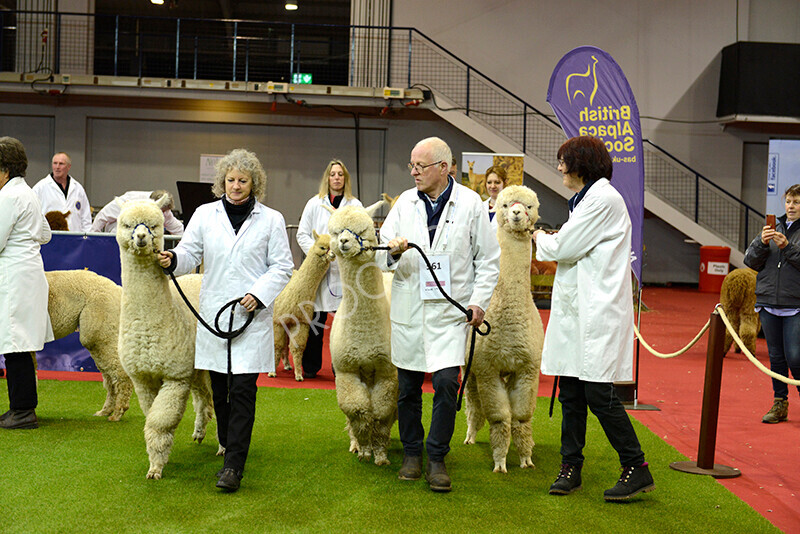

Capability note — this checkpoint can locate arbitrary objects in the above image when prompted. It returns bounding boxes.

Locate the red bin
[699,246,731,293]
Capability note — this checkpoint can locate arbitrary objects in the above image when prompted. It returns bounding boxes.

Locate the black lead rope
[371,242,491,411]
[168,271,255,401]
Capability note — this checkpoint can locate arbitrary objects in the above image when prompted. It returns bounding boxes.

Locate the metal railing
[0,10,762,252]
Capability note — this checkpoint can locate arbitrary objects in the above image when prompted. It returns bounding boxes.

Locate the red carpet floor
[33,287,799,532]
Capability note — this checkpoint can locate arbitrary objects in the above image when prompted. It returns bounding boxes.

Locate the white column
[349,0,391,87]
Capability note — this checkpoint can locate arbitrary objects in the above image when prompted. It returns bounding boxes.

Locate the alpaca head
[309,230,335,264]
[328,206,379,263]
[496,185,539,237]
[116,199,166,257]
[45,210,70,231]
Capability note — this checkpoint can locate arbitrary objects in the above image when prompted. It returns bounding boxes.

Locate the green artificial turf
[0,379,779,533]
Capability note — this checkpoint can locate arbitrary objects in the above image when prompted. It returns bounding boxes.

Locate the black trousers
[301,311,327,376]
[209,371,258,473]
[558,375,645,467]
[397,366,460,461]
[2,352,38,410]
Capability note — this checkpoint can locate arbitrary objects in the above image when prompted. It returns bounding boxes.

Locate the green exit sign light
[292,73,313,84]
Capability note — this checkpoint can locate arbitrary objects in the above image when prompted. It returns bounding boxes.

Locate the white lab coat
[0,177,54,353]
[483,197,499,236]
[535,178,633,382]
[91,191,184,235]
[171,200,293,374]
[379,182,499,373]
[32,174,92,232]
[296,194,363,312]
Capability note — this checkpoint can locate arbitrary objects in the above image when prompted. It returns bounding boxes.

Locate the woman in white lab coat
[295,159,361,378]
[0,137,53,430]
[159,148,293,492]
[483,165,507,235]
[533,136,653,501]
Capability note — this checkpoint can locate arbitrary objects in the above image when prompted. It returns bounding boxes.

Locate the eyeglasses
[557,159,566,166]
[408,160,443,173]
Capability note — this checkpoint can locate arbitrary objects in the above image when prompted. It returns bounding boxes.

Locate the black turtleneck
[223,195,256,234]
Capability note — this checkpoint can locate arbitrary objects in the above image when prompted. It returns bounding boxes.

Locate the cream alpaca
[327,203,397,465]
[271,231,334,381]
[116,198,214,479]
[46,269,133,421]
[464,185,544,473]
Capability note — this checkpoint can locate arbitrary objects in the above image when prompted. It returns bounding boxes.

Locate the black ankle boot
[603,464,655,501]
[0,409,38,429]
[549,463,582,495]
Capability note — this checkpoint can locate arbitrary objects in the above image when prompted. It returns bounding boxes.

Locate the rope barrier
[633,320,710,359]
[715,305,800,386]
[634,303,800,386]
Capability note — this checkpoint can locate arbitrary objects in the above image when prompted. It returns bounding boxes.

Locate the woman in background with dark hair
[533,136,654,501]
[0,136,53,430]
[744,183,800,424]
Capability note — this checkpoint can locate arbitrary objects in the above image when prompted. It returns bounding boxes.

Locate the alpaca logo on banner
[547,46,645,284]
[566,55,599,106]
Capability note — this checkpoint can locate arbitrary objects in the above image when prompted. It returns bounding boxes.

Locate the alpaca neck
[298,256,330,288]
[497,230,532,286]
[339,260,383,310]
[120,253,171,306]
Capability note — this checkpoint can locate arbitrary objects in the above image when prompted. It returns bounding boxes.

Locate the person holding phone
[744,183,800,423]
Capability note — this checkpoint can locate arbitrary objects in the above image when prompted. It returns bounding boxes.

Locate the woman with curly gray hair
[159,147,293,492]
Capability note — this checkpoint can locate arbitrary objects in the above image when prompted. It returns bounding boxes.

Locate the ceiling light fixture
[285,1,298,10]
[151,0,165,4]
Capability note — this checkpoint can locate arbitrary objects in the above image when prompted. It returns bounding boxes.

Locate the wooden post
[670,310,741,478]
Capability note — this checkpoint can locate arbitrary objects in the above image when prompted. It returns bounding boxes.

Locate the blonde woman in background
[296,160,362,378]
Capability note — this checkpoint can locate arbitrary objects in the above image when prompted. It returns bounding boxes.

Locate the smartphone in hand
[766,214,776,230]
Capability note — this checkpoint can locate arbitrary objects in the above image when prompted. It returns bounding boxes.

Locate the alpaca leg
[132,378,158,417]
[476,374,512,473]
[464,373,485,445]
[289,324,310,382]
[369,365,399,466]
[726,308,742,353]
[112,374,134,422]
[190,370,214,443]
[345,420,359,454]
[95,374,116,418]
[508,371,538,469]
[335,372,373,460]
[143,379,191,479]
[270,321,290,378]
[740,313,760,355]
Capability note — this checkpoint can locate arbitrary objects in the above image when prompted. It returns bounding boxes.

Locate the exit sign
[292,73,312,84]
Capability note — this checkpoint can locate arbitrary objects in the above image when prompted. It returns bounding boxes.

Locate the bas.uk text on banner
[546,46,645,284]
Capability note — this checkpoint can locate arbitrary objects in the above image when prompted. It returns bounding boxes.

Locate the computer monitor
[176,181,216,226]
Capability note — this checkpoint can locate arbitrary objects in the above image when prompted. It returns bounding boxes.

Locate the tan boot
[762,398,788,423]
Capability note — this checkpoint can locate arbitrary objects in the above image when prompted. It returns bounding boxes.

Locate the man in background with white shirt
[32,152,92,232]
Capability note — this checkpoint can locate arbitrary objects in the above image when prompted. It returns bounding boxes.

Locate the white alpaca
[116,198,214,479]
[464,185,544,473]
[270,231,334,381]
[45,270,133,421]
[327,203,397,465]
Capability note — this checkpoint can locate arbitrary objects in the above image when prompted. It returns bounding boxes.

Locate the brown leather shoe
[216,467,242,492]
[0,409,38,429]
[398,455,422,481]
[426,460,452,492]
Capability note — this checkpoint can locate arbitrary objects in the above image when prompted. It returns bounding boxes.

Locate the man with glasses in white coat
[381,136,499,492]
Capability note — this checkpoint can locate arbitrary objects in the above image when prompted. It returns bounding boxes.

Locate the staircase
[382,28,764,267]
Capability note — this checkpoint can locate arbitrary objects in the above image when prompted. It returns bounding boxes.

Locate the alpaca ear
[321,204,335,214]
[312,229,319,239]
[154,193,171,210]
[365,199,387,219]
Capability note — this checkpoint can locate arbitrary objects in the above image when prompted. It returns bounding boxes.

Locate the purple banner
[547,46,645,283]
